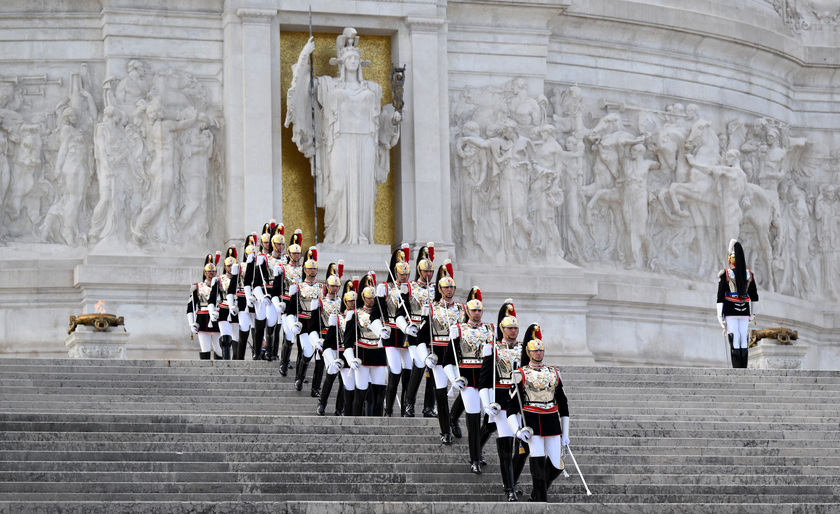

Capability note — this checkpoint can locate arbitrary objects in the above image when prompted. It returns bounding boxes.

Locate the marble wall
[1,0,839,368]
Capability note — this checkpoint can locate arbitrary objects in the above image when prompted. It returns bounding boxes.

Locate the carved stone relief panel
[0,60,224,250]
[449,79,837,303]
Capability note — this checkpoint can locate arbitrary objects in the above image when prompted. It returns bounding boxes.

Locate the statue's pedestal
[748,339,808,370]
[317,243,392,279]
[65,326,129,359]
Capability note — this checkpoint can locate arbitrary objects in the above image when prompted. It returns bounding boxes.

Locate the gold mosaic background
[280,31,396,246]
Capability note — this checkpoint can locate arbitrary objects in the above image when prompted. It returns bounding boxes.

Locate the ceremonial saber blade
[565,444,592,496]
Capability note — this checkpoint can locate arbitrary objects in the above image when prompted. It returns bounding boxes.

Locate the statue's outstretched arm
[284,37,317,158]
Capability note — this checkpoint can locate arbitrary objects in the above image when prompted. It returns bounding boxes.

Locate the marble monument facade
[1,0,839,369]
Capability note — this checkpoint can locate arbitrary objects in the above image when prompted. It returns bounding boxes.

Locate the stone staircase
[1,359,839,513]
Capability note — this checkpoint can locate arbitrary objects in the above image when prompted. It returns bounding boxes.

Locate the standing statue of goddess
[285,28,403,244]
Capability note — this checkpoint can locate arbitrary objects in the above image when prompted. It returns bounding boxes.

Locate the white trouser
[355,365,387,389]
[340,367,356,391]
[197,332,222,356]
[494,409,514,437]
[529,435,564,469]
[431,363,449,388]
[237,311,252,331]
[385,347,412,374]
[323,348,340,375]
[726,316,749,349]
[255,298,277,326]
[411,343,429,368]
[218,320,233,337]
[461,386,481,414]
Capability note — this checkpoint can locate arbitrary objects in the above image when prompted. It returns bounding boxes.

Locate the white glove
[289,284,298,296]
[485,403,501,419]
[424,353,438,368]
[452,376,467,391]
[272,297,283,313]
[516,426,533,442]
[350,358,361,370]
[230,302,239,317]
[231,263,240,276]
[716,302,726,330]
[376,283,387,297]
[292,322,303,335]
[246,252,254,263]
[749,314,756,323]
[313,338,324,352]
[421,305,430,317]
[406,324,418,337]
[310,299,320,311]
[345,311,354,323]
[449,325,459,341]
[208,304,218,322]
[244,286,253,308]
[562,434,570,446]
[328,361,343,374]
[380,327,392,340]
[329,313,338,326]
[190,323,199,334]
[257,254,265,266]
[274,265,282,276]
[561,416,570,446]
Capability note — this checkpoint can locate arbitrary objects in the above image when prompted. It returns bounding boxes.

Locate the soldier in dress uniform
[342,274,389,416]
[506,325,571,502]
[265,224,288,361]
[379,244,419,417]
[338,278,360,416]
[418,260,466,444]
[316,262,346,415]
[230,236,257,360]
[479,300,523,501]
[245,223,279,360]
[278,230,305,376]
[285,246,325,392]
[716,239,759,368]
[186,254,223,359]
[446,286,496,474]
[402,243,437,417]
[216,248,238,360]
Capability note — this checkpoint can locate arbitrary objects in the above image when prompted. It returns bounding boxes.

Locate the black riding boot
[528,456,547,502]
[450,395,464,439]
[423,370,437,417]
[199,351,211,360]
[479,418,495,465]
[466,412,482,474]
[498,437,517,501]
[371,384,386,417]
[317,372,338,416]
[219,335,232,360]
[294,356,310,391]
[728,333,738,368]
[740,348,750,368]
[335,380,345,416]
[252,319,266,360]
[402,365,424,417]
[279,338,293,376]
[434,388,452,444]
[546,457,565,491]
[400,369,411,416]
[343,386,355,417]
[310,357,324,397]
[269,325,281,361]
[513,440,530,493]
[235,329,249,360]
[384,371,402,417]
[353,387,367,417]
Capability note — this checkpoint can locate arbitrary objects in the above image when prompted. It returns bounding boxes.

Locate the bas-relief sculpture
[449,79,839,303]
[0,60,223,250]
[285,28,402,245]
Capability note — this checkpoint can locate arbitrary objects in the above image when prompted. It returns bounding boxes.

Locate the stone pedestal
[65,325,129,359]
[748,339,808,370]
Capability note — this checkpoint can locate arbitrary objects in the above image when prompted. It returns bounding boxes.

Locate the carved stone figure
[90,106,130,243]
[285,28,402,244]
[619,143,657,268]
[531,124,565,257]
[489,120,533,252]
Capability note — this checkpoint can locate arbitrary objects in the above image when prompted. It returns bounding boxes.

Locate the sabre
[511,371,534,440]
[308,5,319,244]
[384,261,420,348]
[565,444,592,496]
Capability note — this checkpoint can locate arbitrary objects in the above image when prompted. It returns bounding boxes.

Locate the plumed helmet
[341,279,357,311]
[304,246,318,270]
[357,274,376,306]
[496,298,518,338]
[520,323,543,367]
[203,253,217,273]
[326,262,340,287]
[288,229,303,254]
[465,286,483,311]
[391,244,411,279]
[223,246,238,267]
[415,242,434,279]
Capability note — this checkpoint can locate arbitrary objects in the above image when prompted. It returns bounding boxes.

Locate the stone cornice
[404,15,445,34]
[236,7,276,23]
